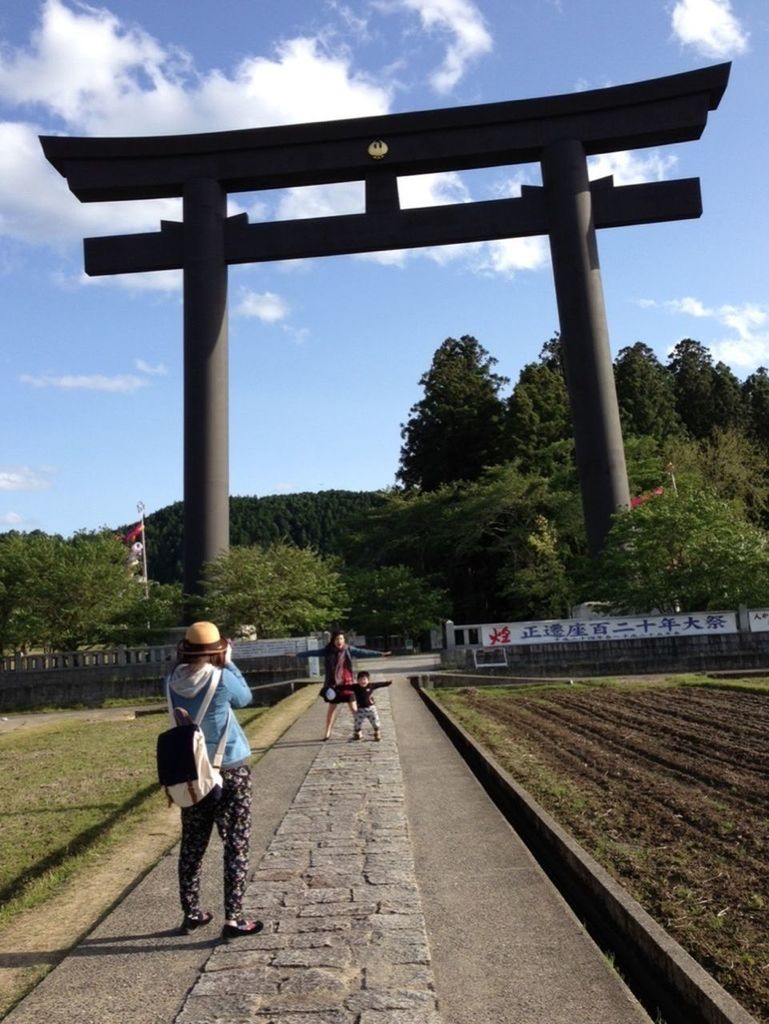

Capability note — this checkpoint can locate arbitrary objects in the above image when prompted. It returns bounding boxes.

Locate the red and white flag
[123,521,144,544]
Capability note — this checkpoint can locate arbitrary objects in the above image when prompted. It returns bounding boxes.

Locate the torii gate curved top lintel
[41,62,730,597]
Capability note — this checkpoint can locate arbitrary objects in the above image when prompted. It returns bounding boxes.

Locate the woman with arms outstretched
[298,630,390,740]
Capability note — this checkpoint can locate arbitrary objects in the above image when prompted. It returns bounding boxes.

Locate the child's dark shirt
[352,679,392,708]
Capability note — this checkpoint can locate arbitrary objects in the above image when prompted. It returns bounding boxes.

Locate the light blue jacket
[165,661,252,767]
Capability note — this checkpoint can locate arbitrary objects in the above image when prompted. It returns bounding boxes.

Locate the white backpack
[157,669,232,808]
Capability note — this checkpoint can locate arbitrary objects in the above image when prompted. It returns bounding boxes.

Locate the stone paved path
[175,691,442,1024]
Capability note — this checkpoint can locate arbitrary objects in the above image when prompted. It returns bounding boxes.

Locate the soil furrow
[443,682,769,1023]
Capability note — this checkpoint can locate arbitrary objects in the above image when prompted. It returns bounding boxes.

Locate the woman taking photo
[165,621,263,941]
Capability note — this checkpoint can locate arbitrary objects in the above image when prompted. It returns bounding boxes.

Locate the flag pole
[137,500,149,599]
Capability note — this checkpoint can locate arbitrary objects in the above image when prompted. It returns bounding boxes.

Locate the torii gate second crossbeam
[40,62,730,597]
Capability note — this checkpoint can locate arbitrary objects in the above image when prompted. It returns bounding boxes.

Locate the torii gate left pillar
[40,62,729,595]
[182,179,229,596]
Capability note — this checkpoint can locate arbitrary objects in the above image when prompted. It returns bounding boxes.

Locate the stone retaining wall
[0,657,306,712]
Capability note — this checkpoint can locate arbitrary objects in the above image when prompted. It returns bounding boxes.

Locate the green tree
[711,361,745,434]
[0,530,149,652]
[656,429,769,527]
[199,543,348,637]
[538,333,566,374]
[742,367,769,451]
[594,488,769,613]
[143,491,388,585]
[614,342,682,440]
[695,427,769,524]
[397,335,510,490]
[623,435,670,497]
[345,462,586,624]
[668,338,715,439]
[44,531,150,650]
[506,361,572,473]
[666,341,746,440]
[346,565,450,639]
[103,581,184,646]
[0,531,37,652]
[497,515,575,620]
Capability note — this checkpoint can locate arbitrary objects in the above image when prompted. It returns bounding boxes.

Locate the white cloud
[670,0,749,59]
[711,335,769,369]
[390,0,492,93]
[276,182,364,221]
[274,170,470,224]
[135,359,168,376]
[665,296,769,369]
[20,372,148,392]
[0,121,185,246]
[720,304,768,338]
[398,170,470,208]
[235,289,289,322]
[472,236,550,276]
[228,37,390,128]
[0,1,391,136]
[357,247,410,266]
[0,511,24,525]
[50,265,182,293]
[0,1,391,254]
[0,0,170,127]
[281,324,310,345]
[588,150,677,187]
[666,296,713,317]
[487,174,529,200]
[0,467,53,491]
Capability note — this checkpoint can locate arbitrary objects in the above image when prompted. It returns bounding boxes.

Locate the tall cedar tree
[742,367,769,449]
[506,361,571,473]
[614,342,683,440]
[668,338,716,439]
[397,336,509,490]
[711,361,746,434]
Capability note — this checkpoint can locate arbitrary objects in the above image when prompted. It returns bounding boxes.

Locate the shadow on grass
[0,781,161,910]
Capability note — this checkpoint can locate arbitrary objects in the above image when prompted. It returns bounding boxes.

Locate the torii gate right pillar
[182,178,230,597]
[542,139,631,556]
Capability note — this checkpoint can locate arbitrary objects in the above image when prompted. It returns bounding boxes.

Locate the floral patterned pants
[178,764,252,921]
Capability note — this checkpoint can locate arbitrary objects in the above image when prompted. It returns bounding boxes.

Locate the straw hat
[180,621,227,655]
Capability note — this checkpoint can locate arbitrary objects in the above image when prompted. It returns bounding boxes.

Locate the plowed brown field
[438,681,769,1022]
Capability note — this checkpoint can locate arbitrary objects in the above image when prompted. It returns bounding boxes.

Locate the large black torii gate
[41,62,729,596]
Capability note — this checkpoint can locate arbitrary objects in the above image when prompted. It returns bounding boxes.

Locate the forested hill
[144,490,389,584]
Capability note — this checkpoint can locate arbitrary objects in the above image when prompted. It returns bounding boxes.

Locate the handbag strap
[211,708,232,769]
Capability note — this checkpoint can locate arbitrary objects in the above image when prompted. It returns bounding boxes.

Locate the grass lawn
[0,706,267,928]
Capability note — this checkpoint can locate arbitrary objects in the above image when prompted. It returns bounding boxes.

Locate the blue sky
[0,0,766,538]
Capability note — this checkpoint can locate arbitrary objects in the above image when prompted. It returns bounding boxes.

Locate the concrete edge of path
[412,680,759,1024]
